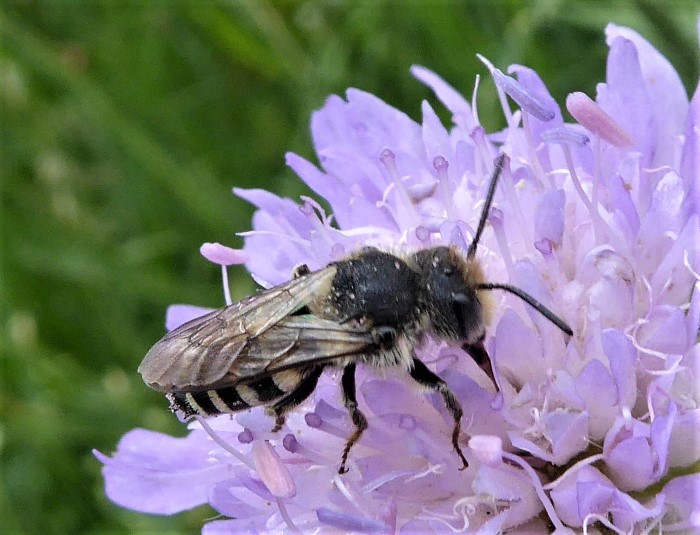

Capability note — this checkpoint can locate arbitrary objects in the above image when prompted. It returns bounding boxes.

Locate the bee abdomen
[167,371,306,418]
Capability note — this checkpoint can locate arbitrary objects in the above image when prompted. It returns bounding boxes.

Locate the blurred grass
[0,1,697,534]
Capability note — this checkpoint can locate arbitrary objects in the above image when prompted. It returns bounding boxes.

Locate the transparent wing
[138,266,338,391]
[218,315,376,386]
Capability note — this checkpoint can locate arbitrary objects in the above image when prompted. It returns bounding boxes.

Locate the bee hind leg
[409,357,469,470]
[269,366,324,432]
[339,363,368,474]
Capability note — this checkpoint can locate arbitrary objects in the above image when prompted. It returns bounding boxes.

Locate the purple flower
[96,21,700,534]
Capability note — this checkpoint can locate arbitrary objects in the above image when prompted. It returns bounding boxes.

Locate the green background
[1,1,697,533]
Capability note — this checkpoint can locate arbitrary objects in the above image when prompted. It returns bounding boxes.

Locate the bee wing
[138,266,337,391]
[224,315,376,384]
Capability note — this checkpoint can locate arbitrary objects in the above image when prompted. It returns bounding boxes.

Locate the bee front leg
[339,363,368,474]
[409,358,469,470]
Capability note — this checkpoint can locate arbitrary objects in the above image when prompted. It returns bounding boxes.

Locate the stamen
[434,156,455,220]
[559,142,608,243]
[221,265,232,306]
[199,243,247,305]
[238,428,254,444]
[469,126,493,177]
[361,469,414,493]
[199,242,248,266]
[380,148,420,226]
[501,451,568,533]
[304,412,347,439]
[582,513,626,535]
[333,473,366,513]
[534,238,553,256]
[300,196,335,247]
[471,74,481,126]
[195,416,254,469]
[404,462,445,482]
[316,507,389,533]
[684,250,700,281]
[415,225,432,244]
[237,230,310,247]
[521,112,551,188]
[489,208,515,279]
[541,126,590,146]
[282,433,332,465]
[277,498,302,534]
[566,92,634,148]
[541,453,605,490]
[477,54,555,122]
[252,440,296,498]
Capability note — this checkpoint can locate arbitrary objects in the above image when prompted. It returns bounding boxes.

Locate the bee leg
[409,357,469,470]
[272,414,286,433]
[270,366,324,432]
[339,363,368,474]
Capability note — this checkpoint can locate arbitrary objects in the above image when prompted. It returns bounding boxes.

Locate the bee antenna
[467,153,507,260]
[476,282,573,336]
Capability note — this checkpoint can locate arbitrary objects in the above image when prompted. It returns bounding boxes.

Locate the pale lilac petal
[534,189,565,246]
[660,474,700,531]
[472,464,543,530]
[95,429,234,514]
[668,409,700,468]
[606,435,655,492]
[605,24,688,167]
[550,466,610,527]
[546,410,590,464]
[636,305,688,356]
[637,171,689,261]
[598,36,654,161]
[284,152,347,223]
[601,329,637,409]
[202,519,259,535]
[208,480,270,520]
[681,84,699,210]
[411,65,475,129]
[607,172,640,234]
[421,100,453,165]
[574,359,617,441]
[509,64,563,169]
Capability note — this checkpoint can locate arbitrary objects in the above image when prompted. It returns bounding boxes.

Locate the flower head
[97,22,699,534]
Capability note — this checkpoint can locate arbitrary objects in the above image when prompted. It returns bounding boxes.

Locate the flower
[96,21,700,534]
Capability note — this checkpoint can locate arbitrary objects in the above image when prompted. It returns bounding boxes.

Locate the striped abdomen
[166,367,320,418]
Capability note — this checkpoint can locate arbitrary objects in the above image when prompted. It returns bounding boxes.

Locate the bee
[138,154,573,474]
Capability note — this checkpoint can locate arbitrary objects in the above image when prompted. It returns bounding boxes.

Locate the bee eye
[443,266,454,276]
[452,293,471,337]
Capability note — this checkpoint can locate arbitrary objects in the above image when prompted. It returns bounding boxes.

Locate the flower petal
[95,429,234,515]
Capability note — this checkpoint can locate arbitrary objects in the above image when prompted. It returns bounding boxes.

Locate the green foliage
[1,1,697,533]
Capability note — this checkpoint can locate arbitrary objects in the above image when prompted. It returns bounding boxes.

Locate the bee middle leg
[339,362,368,474]
[270,366,324,432]
[409,357,469,469]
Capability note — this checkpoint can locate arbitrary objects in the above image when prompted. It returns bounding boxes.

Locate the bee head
[412,246,491,344]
